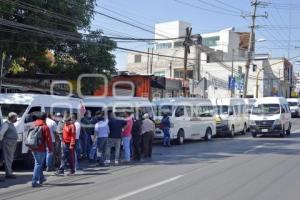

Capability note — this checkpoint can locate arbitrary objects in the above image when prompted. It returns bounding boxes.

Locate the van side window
[25,106,41,123]
[281,105,286,113]
[234,105,239,115]
[285,105,290,113]
[185,106,192,117]
[198,106,214,117]
[175,106,184,117]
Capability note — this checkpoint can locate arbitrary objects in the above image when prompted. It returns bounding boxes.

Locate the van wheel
[204,128,212,141]
[252,133,257,138]
[280,126,286,137]
[176,129,185,145]
[23,152,34,169]
[286,123,291,135]
[230,126,235,137]
[241,124,247,135]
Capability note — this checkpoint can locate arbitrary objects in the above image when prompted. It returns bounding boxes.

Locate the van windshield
[217,106,228,115]
[288,102,298,107]
[157,105,173,116]
[252,104,280,115]
[0,103,28,119]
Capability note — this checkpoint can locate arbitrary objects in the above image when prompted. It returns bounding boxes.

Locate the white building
[126,21,293,98]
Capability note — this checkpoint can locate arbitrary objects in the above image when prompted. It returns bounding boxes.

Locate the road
[1,118,300,200]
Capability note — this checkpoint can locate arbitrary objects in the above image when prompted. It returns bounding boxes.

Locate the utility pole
[231,49,235,97]
[243,0,268,98]
[150,48,154,74]
[0,52,5,93]
[183,27,192,97]
[146,48,150,75]
[169,61,172,77]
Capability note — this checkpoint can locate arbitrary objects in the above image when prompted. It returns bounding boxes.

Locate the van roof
[0,93,82,108]
[83,96,152,107]
[153,97,212,106]
[287,98,299,102]
[255,97,287,104]
[210,98,245,106]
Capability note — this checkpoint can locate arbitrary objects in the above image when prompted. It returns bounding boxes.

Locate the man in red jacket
[55,115,76,175]
[31,112,53,187]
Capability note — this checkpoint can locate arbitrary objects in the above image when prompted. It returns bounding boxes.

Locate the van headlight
[250,120,256,126]
[273,119,281,125]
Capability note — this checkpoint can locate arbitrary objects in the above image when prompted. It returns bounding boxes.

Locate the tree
[0,0,116,92]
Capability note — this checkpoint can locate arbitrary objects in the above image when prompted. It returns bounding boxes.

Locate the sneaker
[104,160,111,165]
[32,183,42,188]
[54,171,64,176]
[67,172,75,176]
[114,160,119,165]
[5,174,16,179]
[39,177,47,184]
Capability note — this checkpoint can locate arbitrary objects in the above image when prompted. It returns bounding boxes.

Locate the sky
[91,0,300,70]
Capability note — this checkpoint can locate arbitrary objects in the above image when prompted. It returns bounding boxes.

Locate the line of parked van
[0,93,296,167]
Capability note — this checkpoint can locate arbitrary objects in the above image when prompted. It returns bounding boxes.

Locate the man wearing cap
[0,112,18,179]
[141,113,155,159]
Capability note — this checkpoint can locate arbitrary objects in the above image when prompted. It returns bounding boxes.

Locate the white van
[286,98,300,117]
[83,96,154,119]
[0,93,84,167]
[249,97,292,137]
[153,98,216,144]
[212,98,248,137]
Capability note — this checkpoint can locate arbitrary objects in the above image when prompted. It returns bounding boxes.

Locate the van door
[174,105,187,138]
[233,105,242,132]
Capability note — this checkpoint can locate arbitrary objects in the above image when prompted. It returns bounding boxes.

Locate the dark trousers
[142,131,154,158]
[58,143,75,173]
[132,134,141,160]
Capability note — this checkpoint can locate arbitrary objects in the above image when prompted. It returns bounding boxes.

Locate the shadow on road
[0,174,32,189]
[45,182,94,187]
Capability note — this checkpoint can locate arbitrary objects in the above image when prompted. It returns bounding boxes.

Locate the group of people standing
[0,109,156,187]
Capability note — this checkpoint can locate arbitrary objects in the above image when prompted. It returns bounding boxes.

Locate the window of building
[155,42,172,49]
[202,36,220,47]
[134,55,142,63]
[174,70,193,79]
[153,71,165,77]
[174,41,184,48]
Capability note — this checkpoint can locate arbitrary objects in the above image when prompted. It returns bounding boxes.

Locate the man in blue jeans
[122,111,133,163]
[94,111,109,166]
[30,112,53,187]
[161,113,171,147]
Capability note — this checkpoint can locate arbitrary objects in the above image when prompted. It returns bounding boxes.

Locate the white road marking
[107,175,184,200]
[292,129,300,133]
[243,144,266,154]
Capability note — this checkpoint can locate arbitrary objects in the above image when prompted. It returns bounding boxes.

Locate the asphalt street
[1,118,300,200]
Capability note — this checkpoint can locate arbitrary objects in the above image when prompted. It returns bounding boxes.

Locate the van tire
[204,128,212,141]
[252,133,257,138]
[23,152,34,169]
[241,123,247,135]
[286,123,291,135]
[280,126,286,137]
[230,126,235,137]
[176,129,185,145]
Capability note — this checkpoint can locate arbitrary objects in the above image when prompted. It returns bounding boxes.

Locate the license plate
[262,129,268,133]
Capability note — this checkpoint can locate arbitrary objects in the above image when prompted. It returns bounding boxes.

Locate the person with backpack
[29,112,53,187]
[161,112,171,147]
[131,115,143,161]
[0,112,18,179]
[55,115,76,175]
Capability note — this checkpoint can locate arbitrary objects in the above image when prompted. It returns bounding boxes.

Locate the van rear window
[0,104,28,119]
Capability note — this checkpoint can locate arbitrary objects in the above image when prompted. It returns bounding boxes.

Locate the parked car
[249,97,292,137]
[153,98,216,144]
[286,98,300,118]
[0,93,84,168]
[211,98,248,137]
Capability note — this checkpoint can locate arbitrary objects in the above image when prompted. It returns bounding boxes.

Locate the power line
[172,0,241,17]
[196,0,242,14]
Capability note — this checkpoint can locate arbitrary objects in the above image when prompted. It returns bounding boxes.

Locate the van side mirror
[229,111,234,116]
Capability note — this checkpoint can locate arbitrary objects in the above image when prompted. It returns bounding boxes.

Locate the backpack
[25,125,43,149]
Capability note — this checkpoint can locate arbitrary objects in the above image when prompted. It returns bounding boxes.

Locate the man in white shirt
[46,114,57,171]
[71,113,81,170]
[141,113,155,159]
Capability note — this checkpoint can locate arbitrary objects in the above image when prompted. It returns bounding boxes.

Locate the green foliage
[0,0,116,93]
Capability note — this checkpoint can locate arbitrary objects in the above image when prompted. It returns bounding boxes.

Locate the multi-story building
[126,20,293,98]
